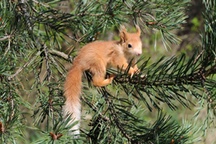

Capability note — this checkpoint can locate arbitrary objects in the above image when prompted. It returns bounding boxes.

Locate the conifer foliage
[0,0,216,143]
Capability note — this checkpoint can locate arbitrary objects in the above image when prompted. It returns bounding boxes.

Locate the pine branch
[113,50,216,110]
[85,87,191,143]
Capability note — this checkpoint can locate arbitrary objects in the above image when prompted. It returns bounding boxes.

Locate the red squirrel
[63,25,142,135]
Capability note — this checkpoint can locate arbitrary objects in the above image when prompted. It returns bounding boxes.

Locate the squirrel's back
[74,40,123,71]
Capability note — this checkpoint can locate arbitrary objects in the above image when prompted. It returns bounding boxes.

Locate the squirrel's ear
[119,25,128,42]
[136,25,141,36]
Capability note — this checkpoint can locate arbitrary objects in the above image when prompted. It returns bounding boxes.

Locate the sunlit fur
[63,25,142,136]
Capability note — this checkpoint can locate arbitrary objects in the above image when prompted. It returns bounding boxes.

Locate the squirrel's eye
[128,44,132,48]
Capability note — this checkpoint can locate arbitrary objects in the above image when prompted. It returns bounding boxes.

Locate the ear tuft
[135,25,141,36]
[120,25,126,32]
[119,25,128,42]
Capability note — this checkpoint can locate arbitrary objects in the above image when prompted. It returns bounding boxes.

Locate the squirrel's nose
[137,53,141,56]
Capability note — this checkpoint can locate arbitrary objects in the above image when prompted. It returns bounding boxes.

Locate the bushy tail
[63,65,82,135]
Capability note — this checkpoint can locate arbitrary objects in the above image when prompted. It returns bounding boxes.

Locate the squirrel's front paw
[133,65,140,74]
[128,68,136,77]
[134,67,140,74]
[108,74,115,82]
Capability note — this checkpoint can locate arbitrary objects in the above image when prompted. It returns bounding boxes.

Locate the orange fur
[63,25,142,135]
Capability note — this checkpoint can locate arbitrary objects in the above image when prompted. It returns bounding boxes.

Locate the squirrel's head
[119,25,142,57]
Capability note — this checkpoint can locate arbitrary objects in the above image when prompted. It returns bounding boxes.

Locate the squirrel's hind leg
[89,62,114,87]
[92,75,114,87]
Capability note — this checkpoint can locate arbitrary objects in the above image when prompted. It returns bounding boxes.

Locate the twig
[145,13,157,22]
[32,0,49,8]
[4,37,11,56]
[9,96,15,121]
[0,35,11,41]
[43,44,51,81]
[193,50,204,64]
[49,49,73,62]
